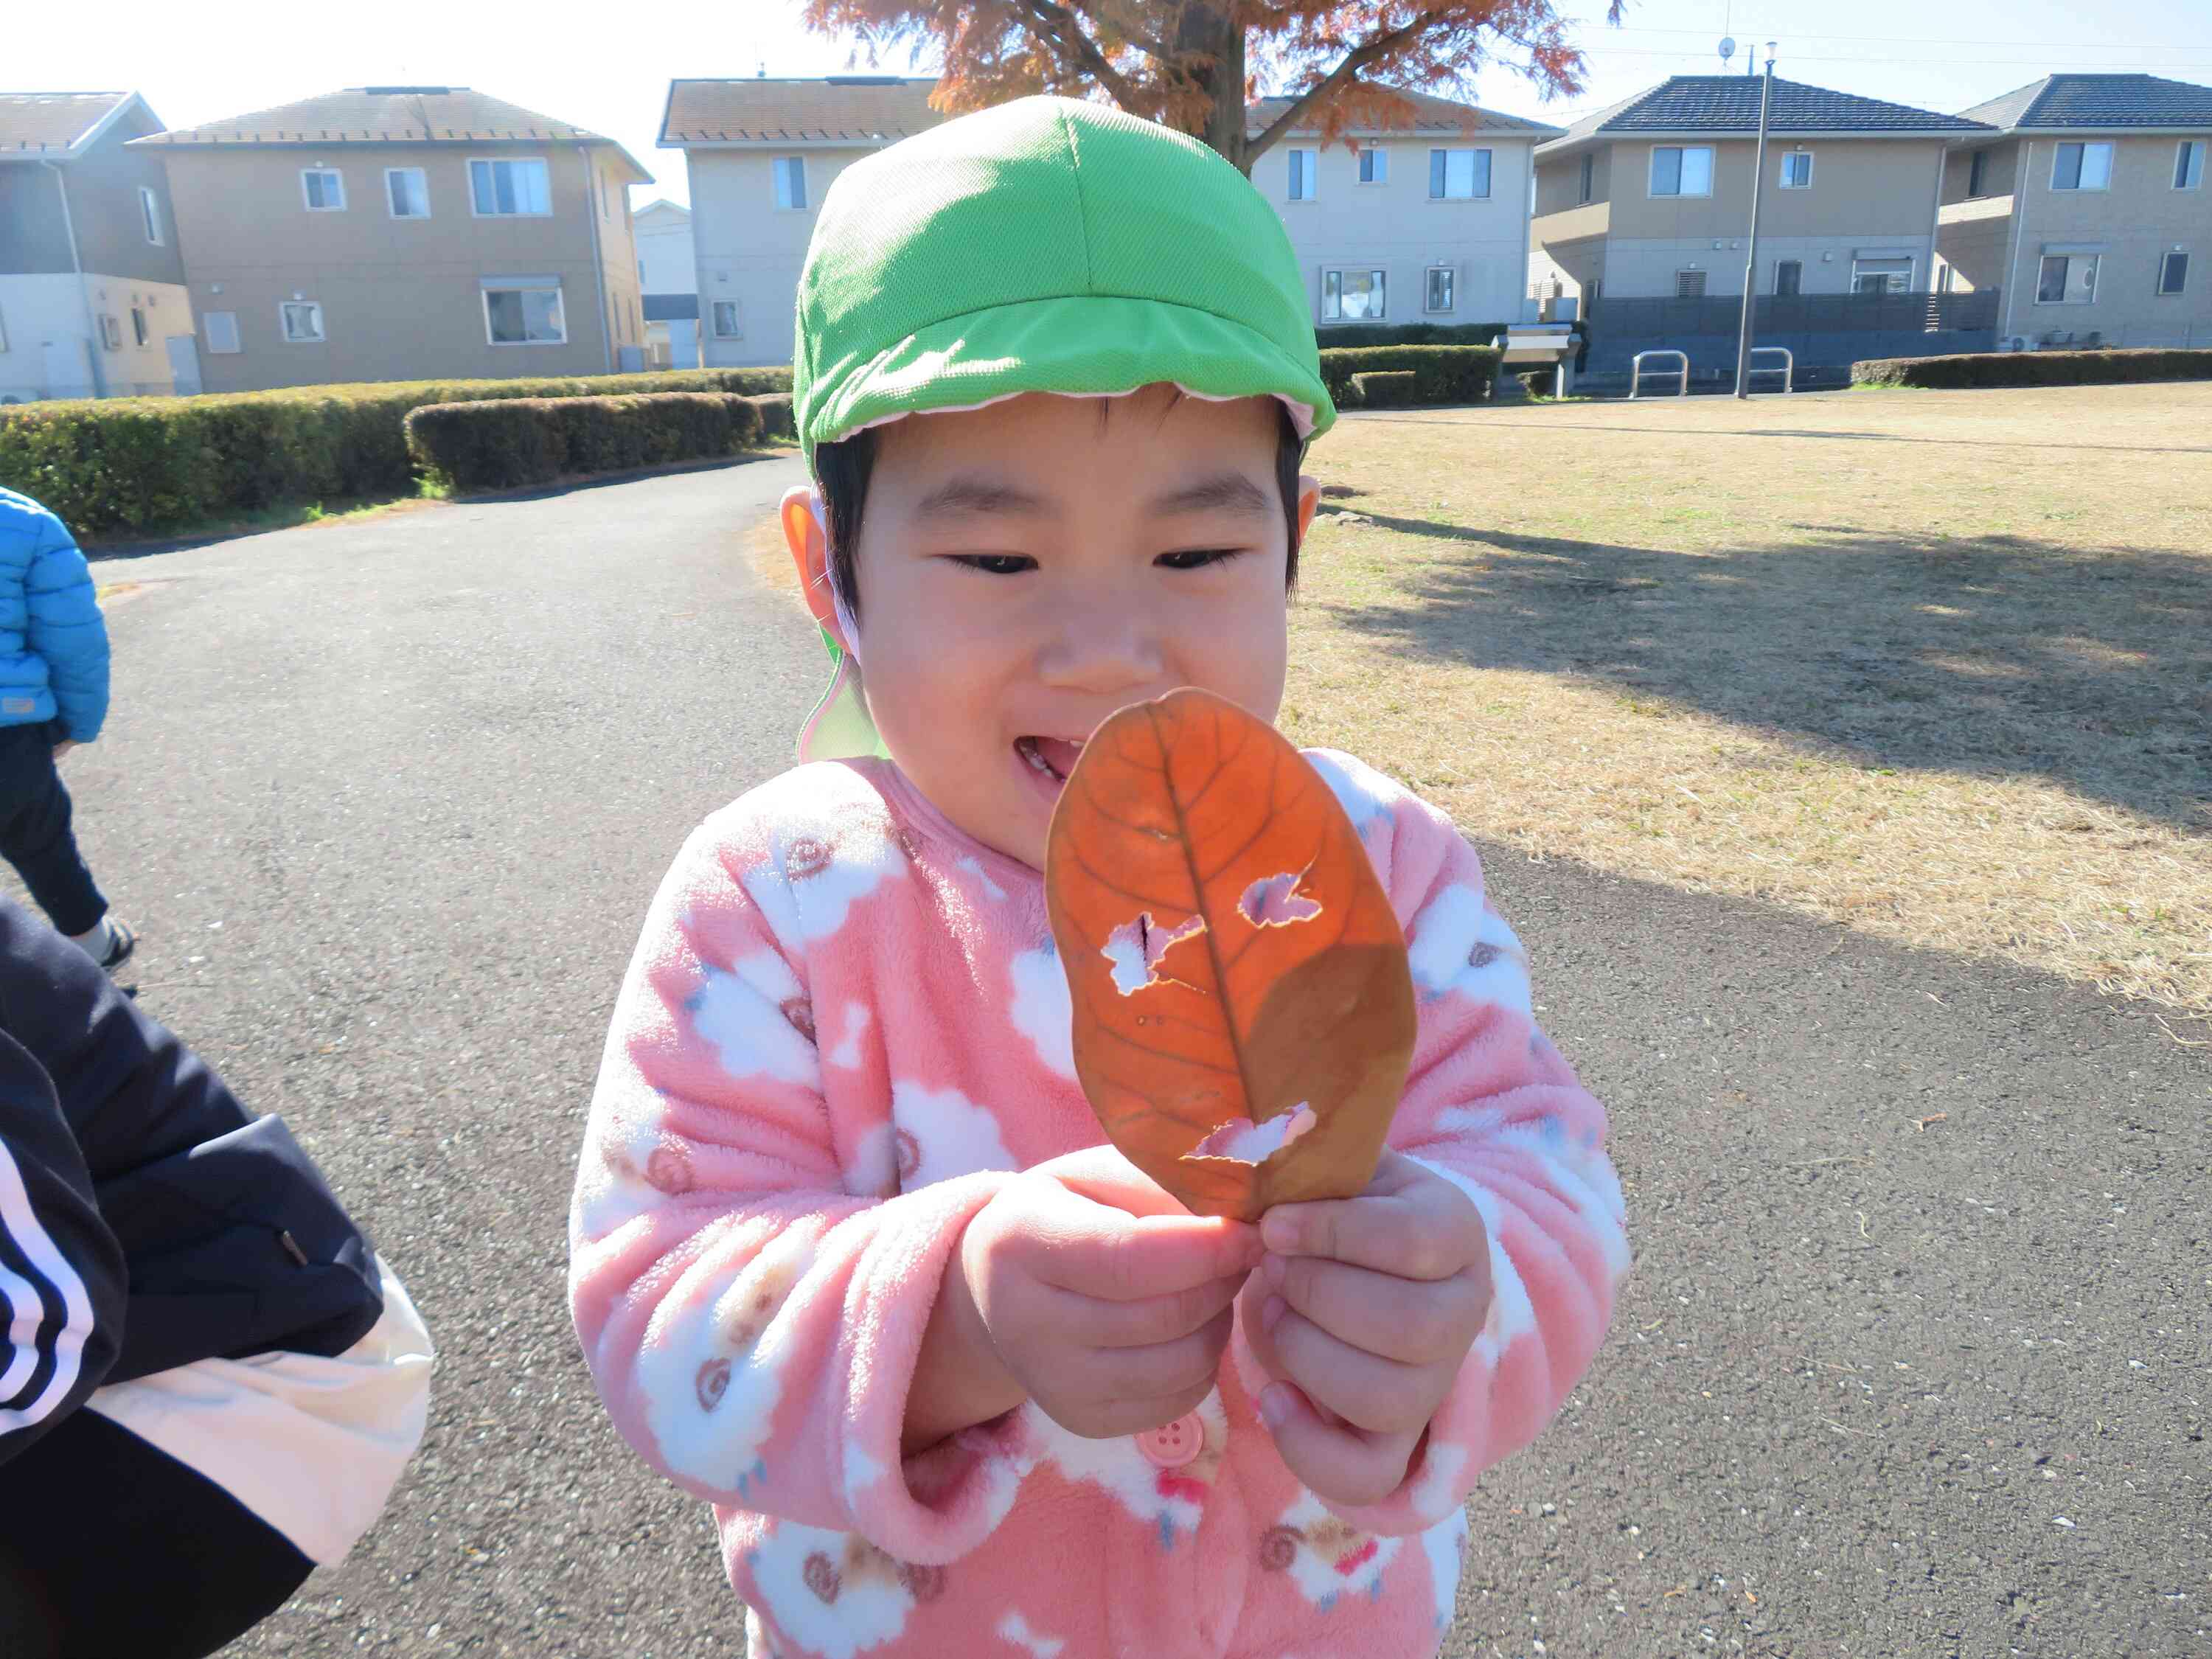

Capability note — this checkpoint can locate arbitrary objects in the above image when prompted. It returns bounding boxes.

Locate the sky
[13,0,2212,209]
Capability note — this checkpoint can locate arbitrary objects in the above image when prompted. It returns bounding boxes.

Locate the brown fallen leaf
[1045,688,1416,1220]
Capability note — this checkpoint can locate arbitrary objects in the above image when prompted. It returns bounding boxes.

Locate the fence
[1577,291,2002,392]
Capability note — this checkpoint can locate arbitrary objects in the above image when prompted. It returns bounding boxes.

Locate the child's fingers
[1090,1304,1236,1399]
[1261,1301,1441,1436]
[1065,1269,1248,1349]
[1259,1177,1482,1281]
[1264,1253,1487,1367]
[1029,1185,1262,1301]
[1256,1381,1417,1509]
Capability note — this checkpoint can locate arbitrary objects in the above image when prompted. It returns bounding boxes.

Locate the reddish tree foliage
[802,1,1625,174]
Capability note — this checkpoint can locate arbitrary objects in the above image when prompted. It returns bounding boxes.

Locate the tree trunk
[1171,3,1252,174]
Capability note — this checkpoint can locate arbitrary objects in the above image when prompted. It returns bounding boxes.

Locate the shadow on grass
[1312,504,2212,832]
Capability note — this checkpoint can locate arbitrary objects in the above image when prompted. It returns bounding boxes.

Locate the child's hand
[1241,1151,1492,1506]
[960,1145,1264,1441]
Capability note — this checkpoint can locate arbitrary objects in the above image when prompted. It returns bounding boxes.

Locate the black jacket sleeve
[0,900,384,1381]
[0,1027,125,1465]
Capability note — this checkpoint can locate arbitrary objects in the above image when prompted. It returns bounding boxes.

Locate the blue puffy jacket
[0,487,109,742]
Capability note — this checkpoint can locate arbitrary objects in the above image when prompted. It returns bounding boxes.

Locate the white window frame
[138,184,164,245]
[1674,268,1708,299]
[385,166,431,219]
[1650,145,1715,198]
[1425,265,1455,313]
[2034,251,2099,305]
[1773,258,1803,296]
[1321,268,1386,321]
[470,157,553,218]
[1577,152,1595,204]
[300,168,346,212]
[2050,142,2113,192]
[1287,148,1318,201]
[1850,256,1915,296]
[203,310,241,354]
[1779,150,1814,189]
[2157,250,2190,296]
[1427,147,1492,201]
[130,307,148,348]
[711,299,742,338]
[772,156,808,212]
[279,300,326,343]
[1356,147,1387,186]
[1966,147,1991,198]
[2177,140,2205,191]
[481,280,567,345]
[0,304,8,353]
[99,314,122,351]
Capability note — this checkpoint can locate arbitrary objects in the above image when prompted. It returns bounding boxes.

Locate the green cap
[791,95,1335,764]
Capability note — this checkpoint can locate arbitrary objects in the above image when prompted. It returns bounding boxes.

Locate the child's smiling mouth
[1015,735,1087,790]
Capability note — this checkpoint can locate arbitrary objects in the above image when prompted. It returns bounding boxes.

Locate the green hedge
[0,366,793,538]
[1349,371,1418,409]
[1321,346,1499,408]
[1316,321,1508,348]
[754,393,796,440]
[1851,347,2212,389]
[404,393,766,494]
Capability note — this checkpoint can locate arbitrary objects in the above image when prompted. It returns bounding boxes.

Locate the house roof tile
[661,77,947,145]
[1245,87,1561,139]
[1957,73,2212,131]
[1542,74,1992,153]
[0,91,133,153]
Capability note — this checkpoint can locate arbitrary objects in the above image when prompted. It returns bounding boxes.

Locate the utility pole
[1733,43,1777,399]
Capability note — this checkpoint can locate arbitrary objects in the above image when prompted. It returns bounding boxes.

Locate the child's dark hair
[813,394,1307,622]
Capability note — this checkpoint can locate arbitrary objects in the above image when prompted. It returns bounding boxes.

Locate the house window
[1852,257,1913,295]
[2051,142,2112,192]
[599,170,611,218]
[139,185,164,245]
[2157,251,2190,296]
[203,310,241,354]
[1674,268,1707,298]
[301,168,346,211]
[0,304,8,352]
[773,156,807,211]
[484,280,566,344]
[2036,252,2098,305]
[1650,145,1714,197]
[131,307,148,347]
[1321,268,1385,321]
[280,300,326,342]
[99,314,122,351]
[1577,153,1594,204]
[1357,147,1387,184]
[712,299,742,338]
[1425,267,1455,313]
[1779,151,1814,189]
[2177,141,2206,190]
[1428,148,1491,199]
[1967,148,1989,198]
[1774,259,1802,296]
[386,167,431,218]
[1287,149,1317,200]
[471,158,552,216]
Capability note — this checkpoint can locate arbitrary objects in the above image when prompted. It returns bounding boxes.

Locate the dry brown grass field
[748,382,2212,1018]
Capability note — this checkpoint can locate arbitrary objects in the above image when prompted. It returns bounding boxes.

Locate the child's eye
[949,554,1037,576]
[1156,548,1245,571]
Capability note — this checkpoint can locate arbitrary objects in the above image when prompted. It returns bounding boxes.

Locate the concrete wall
[1262,136,1540,329]
[689,145,877,369]
[160,142,639,392]
[0,271,190,400]
[1941,138,2020,205]
[1938,133,2211,346]
[1,106,186,288]
[635,207,696,296]
[0,164,77,274]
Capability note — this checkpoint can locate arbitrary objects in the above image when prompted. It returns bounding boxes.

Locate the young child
[0,487,133,971]
[570,97,1630,1659]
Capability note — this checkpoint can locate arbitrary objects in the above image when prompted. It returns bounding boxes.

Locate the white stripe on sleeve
[0,1138,96,1434]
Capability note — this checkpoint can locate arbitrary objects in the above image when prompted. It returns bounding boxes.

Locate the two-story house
[633,198,698,366]
[1247,91,1561,331]
[1,91,192,402]
[1937,74,2211,349]
[128,87,653,394]
[666,76,1559,370]
[1530,76,1993,305]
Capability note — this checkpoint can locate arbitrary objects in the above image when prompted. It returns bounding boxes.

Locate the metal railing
[1629,350,1689,400]
[1745,347,1793,394]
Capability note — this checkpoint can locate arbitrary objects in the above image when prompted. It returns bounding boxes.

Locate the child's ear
[780,484,849,649]
[1295,472,1321,548]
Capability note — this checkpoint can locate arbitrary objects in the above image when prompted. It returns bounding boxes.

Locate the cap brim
[802,293,1335,462]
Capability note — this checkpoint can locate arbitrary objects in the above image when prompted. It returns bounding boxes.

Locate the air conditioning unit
[2001,335,2031,352]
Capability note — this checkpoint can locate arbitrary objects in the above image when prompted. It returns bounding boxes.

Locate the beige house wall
[1937,133,2211,344]
[689,145,877,369]
[161,142,641,391]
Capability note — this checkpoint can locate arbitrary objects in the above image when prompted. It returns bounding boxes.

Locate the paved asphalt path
[18,451,2203,1658]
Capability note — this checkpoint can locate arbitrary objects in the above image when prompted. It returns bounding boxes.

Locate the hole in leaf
[1239,869,1323,928]
[1102,911,1207,996]
[1187,1105,1318,1164]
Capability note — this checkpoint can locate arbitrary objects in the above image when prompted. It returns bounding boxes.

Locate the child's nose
[1035,597,1166,694]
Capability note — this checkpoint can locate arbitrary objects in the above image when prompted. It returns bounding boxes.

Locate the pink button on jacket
[570,753,1630,1659]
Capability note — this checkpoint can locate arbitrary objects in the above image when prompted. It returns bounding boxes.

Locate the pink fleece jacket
[569,750,1630,1659]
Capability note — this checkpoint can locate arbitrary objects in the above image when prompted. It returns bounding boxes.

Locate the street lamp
[1733,42,1778,399]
